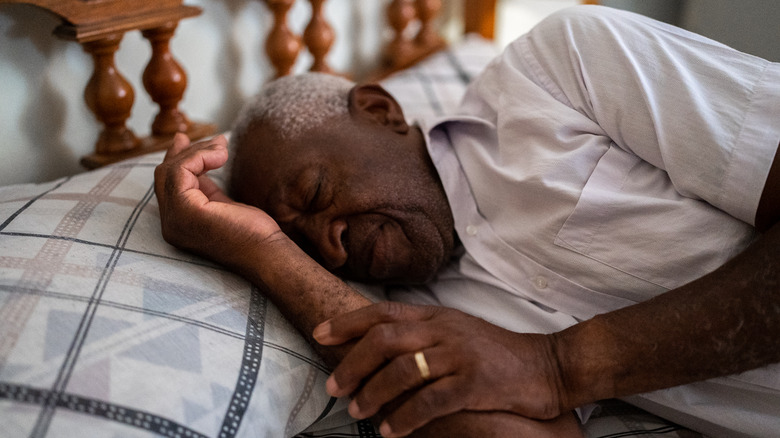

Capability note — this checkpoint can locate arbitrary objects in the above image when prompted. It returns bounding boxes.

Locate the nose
[301,215,348,270]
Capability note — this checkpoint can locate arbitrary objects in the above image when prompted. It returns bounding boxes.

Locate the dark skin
[155,81,780,437]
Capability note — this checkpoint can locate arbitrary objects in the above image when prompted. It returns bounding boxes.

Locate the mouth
[367,219,413,281]
[339,209,447,284]
[368,223,389,279]
[345,217,399,281]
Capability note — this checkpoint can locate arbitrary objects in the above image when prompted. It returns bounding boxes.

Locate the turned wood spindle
[414,0,443,48]
[142,22,191,136]
[304,0,334,73]
[82,34,139,154]
[385,0,417,68]
[265,0,302,77]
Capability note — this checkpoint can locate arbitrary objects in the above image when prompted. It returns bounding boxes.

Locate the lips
[341,209,441,283]
[369,220,413,280]
[368,223,389,279]
[345,215,406,281]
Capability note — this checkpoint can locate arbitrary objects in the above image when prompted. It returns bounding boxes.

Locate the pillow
[0,35,702,438]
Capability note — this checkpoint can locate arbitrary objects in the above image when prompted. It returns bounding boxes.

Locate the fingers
[161,134,228,174]
[325,318,433,398]
[156,134,229,200]
[164,132,192,160]
[154,133,232,245]
[347,347,448,420]
[313,301,439,345]
[378,377,468,438]
[316,302,444,400]
[177,134,229,178]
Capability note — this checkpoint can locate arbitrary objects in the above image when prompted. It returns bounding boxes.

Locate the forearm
[226,234,372,366]
[555,222,780,410]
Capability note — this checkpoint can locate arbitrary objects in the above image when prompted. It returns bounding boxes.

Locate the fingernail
[379,421,393,437]
[312,321,330,342]
[325,374,340,396]
[348,400,363,418]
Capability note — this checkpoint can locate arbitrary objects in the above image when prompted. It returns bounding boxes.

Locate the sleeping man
[154,6,780,438]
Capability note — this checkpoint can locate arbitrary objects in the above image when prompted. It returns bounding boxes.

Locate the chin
[335,264,437,286]
[382,258,447,285]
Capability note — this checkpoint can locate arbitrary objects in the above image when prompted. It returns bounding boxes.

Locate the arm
[560,142,780,408]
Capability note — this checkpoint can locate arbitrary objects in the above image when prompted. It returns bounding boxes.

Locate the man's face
[234,115,455,284]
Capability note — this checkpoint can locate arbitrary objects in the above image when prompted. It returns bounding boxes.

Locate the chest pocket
[554,145,755,290]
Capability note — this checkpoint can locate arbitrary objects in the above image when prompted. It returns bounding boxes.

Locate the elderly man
[155,5,780,438]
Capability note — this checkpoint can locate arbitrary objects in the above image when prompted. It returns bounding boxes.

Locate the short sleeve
[504,5,780,225]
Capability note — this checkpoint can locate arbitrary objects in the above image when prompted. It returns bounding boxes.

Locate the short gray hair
[229,72,354,152]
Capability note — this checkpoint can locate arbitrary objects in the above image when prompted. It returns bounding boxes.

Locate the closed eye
[307,178,322,212]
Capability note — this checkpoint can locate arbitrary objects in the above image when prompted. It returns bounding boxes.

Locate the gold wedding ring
[414,351,431,381]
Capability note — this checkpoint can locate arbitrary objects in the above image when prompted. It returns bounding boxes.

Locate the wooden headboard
[0,0,496,170]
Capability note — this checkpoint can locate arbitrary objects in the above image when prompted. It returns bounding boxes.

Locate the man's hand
[313,302,568,438]
[154,133,284,268]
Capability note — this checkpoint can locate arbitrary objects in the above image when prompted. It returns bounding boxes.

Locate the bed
[0,1,705,436]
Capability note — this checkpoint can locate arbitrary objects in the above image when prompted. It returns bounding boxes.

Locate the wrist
[550,317,620,411]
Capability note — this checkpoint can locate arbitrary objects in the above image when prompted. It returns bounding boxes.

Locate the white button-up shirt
[387,6,780,436]
[391,6,779,327]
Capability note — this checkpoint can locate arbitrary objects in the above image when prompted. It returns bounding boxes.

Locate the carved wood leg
[265,0,302,77]
[142,22,191,136]
[80,28,214,170]
[82,34,139,156]
[414,0,444,49]
[304,0,334,73]
[385,0,417,69]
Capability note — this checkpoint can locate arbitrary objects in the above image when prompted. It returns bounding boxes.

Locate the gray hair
[229,72,354,153]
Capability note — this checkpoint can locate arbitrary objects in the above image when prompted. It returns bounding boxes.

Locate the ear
[349,84,409,134]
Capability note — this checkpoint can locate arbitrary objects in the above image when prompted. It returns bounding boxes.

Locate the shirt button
[533,276,548,290]
[465,225,478,236]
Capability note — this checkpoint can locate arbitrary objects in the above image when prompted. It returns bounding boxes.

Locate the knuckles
[367,322,402,350]
[374,301,414,322]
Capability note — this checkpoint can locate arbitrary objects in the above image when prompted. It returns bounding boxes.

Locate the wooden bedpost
[379,0,446,75]
[265,0,302,77]
[304,0,334,73]
[264,0,337,77]
[142,22,192,137]
[414,0,444,49]
[464,0,496,39]
[82,34,140,155]
[386,0,417,68]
